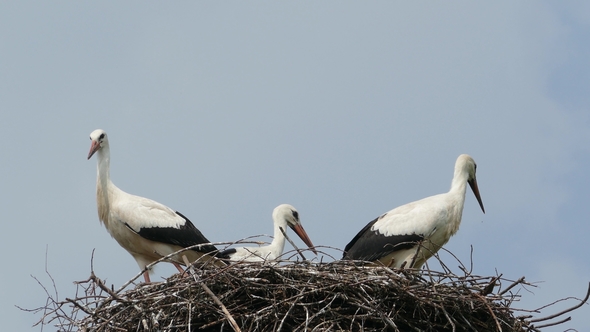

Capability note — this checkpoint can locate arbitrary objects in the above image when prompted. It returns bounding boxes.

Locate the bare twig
[499,276,527,296]
[530,281,590,323]
[23,243,590,331]
[534,316,572,329]
[182,256,241,332]
[279,226,307,261]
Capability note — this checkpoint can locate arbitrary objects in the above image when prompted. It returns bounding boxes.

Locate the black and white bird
[219,204,317,262]
[342,154,485,269]
[87,129,221,283]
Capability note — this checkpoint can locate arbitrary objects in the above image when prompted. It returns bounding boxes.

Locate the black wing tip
[342,216,381,255]
[191,243,219,254]
[342,232,425,263]
[175,210,190,221]
[136,224,218,252]
[216,248,237,260]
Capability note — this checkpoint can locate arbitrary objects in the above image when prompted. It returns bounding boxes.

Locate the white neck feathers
[95,146,113,227]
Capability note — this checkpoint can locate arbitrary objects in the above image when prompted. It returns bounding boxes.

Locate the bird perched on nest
[87,129,222,283]
[342,154,485,269]
[219,204,317,262]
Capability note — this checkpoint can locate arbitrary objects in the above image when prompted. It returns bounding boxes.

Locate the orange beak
[87,140,100,160]
[468,178,485,213]
[291,223,318,255]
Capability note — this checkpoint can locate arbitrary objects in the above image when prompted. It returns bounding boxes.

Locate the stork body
[87,129,219,282]
[219,204,317,262]
[342,154,485,269]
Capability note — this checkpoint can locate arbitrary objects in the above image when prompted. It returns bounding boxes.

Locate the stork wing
[113,194,217,253]
[343,195,448,261]
[343,215,424,261]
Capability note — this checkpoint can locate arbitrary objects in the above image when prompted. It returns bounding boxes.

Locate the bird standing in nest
[87,129,222,282]
[343,154,485,269]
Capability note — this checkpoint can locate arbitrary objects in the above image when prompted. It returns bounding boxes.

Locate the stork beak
[87,140,100,160]
[468,178,485,213]
[291,223,318,255]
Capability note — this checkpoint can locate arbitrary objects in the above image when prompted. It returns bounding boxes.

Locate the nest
[29,246,590,332]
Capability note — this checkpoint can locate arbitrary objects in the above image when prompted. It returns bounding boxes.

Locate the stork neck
[96,146,113,189]
[450,166,469,196]
[447,168,469,225]
[270,219,287,256]
[95,146,115,225]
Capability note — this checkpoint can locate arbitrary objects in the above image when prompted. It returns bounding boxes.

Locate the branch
[499,276,527,296]
[182,256,241,332]
[529,281,590,323]
[279,226,307,261]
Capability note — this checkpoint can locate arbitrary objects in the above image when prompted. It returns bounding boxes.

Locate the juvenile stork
[87,129,220,282]
[342,154,485,269]
[219,204,317,262]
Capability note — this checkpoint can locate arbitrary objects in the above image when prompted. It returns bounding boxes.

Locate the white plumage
[343,154,485,269]
[87,129,220,282]
[220,204,317,262]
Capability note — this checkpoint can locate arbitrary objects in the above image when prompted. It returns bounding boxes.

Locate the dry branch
[26,246,589,332]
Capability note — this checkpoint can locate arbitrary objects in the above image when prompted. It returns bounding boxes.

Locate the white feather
[345,154,485,269]
[224,204,316,262]
[88,129,217,282]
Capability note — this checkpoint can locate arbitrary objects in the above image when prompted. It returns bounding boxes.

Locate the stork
[219,204,317,262]
[87,129,221,283]
[342,154,485,269]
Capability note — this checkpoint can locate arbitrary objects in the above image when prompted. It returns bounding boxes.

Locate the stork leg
[173,262,188,278]
[143,270,151,283]
[387,257,396,268]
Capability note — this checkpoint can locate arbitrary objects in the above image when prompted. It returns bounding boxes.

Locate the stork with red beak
[219,204,317,262]
[87,129,221,282]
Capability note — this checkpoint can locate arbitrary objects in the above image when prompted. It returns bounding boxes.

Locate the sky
[1,1,589,331]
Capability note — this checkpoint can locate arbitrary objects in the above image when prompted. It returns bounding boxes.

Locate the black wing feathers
[216,248,237,260]
[343,216,424,262]
[133,211,218,254]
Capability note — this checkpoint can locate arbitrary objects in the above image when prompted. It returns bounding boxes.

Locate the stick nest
[33,254,585,332]
[27,242,590,332]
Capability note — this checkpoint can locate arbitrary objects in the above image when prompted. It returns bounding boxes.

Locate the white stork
[87,129,221,283]
[219,204,317,262]
[342,154,485,269]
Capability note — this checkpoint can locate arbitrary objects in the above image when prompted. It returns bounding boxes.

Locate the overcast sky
[1,2,589,331]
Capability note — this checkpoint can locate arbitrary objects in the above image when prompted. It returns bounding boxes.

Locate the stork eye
[291,210,299,220]
[99,133,105,140]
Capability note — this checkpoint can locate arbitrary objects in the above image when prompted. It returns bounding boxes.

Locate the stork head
[456,154,485,213]
[88,129,108,160]
[273,204,318,255]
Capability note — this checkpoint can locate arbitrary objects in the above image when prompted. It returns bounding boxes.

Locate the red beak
[291,223,318,255]
[87,140,100,160]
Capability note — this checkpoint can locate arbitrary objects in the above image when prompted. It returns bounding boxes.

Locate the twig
[279,226,307,261]
[182,256,242,332]
[530,281,590,323]
[476,293,502,332]
[277,288,304,331]
[534,316,572,329]
[90,272,129,304]
[499,276,526,296]
[24,245,590,331]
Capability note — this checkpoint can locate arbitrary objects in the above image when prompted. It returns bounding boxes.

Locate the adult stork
[87,129,221,283]
[219,204,317,262]
[342,154,485,269]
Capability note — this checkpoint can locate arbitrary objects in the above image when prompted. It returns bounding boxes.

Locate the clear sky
[1,2,589,331]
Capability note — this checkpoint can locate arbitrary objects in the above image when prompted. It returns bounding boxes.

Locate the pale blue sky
[1,2,589,331]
